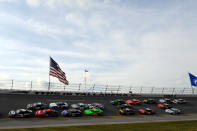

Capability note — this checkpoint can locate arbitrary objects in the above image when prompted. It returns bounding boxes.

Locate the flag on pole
[189,73,197,87]
[49,57,69,85]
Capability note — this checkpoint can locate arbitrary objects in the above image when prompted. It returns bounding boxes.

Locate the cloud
[0,0,197,88]
[26,0,40,7]
[25,0,101,9]
[0,0,19,3]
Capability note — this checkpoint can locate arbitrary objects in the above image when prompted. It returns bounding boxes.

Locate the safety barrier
[0,79,196,95]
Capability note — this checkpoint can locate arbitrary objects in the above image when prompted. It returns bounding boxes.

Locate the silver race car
[165,108,181,115]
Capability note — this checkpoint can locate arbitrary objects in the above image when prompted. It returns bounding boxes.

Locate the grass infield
[2,120,197,131]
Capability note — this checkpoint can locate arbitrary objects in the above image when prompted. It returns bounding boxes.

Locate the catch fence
[0,79,195,95]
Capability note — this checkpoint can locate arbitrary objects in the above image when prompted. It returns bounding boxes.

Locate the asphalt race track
[1,115,197,129]
[0,93,197,129]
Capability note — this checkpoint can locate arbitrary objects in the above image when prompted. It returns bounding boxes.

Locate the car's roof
[19,109,26,111]
[71,104,79,107]
[50,103,57,106]
[56,102,65,104]
[145,108,151,110]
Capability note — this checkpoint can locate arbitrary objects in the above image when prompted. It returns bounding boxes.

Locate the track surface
[0,94,197,129]
[1,115,197,129]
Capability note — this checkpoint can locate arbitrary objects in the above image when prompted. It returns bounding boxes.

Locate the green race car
[84,108,103,116]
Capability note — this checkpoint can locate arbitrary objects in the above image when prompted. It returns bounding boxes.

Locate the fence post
[11,79,14,90]
[182,88,185,95]
[92,84,95,92]
[117,85,120,94]
[30,81,32,91]
[192,87,195,94]
[172,88,175,95]
[140,87,143,94]
[129,86,132,91]
[151,87,154,94]
[105,85,108,94]
[162,88,164,94]
[78,83,81,91]
[129,86,132,94]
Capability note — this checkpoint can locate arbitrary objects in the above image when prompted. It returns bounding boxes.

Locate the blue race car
[61,109,82,117]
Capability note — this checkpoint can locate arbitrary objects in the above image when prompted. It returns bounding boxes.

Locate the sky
[0,0,197,87]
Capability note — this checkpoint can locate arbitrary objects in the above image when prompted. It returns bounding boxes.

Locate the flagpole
[48,56,51,91]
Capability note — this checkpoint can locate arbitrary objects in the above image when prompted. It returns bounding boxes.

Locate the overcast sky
[0,0,196,87]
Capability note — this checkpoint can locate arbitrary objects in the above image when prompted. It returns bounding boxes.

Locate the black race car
[119,105,135,115]
[27,102,48,110]
[110,99,125,106]
[8,109,34,118]
[92,103,104,110]
[56,102,69,109]
[143,99,156,104]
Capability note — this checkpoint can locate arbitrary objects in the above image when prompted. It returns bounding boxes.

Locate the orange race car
[157,103,172,109]
[126,99,141,105]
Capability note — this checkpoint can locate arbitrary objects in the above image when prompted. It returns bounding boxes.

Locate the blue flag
[189,73,197,87]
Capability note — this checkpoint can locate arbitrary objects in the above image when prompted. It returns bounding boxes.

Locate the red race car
[157,103,172,109]
[35,109,59,117]
[126,99,141,105]
[138,107,155,115]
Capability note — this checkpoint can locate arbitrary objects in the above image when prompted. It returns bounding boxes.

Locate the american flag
[49,57,69,85]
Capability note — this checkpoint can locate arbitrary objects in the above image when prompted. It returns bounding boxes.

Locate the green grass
[3,120,197,131]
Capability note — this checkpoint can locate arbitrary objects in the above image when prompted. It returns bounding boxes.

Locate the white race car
[172,99,187,104]
[49,103,58,109]
[165,108,181,115]
[159,98,171,104]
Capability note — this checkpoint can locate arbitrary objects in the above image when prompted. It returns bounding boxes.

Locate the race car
[165,108,181,115]
[92,103,104,110]
[158,98,172,104]
[126,99,141,105]
[61,109,82,117]
[70,104,80,109]
[49,103,58,109]
[143,99,156,104]
[119,104,132,108]
[56,102,69,109]
[157,103,172,109]
[77,103,89,110]
[110,99,125,106]
[35,109,59,117]
[84,108,103,116]
[172,99,187,104]
[8,109,34,118]
[138,107,155,115]
[119,106,136,115]
[27,102,48,110]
